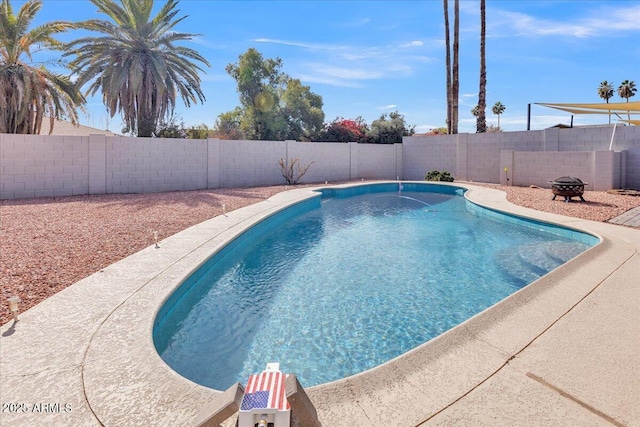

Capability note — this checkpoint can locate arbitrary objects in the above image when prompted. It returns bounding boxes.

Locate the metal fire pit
[549,176,586,202]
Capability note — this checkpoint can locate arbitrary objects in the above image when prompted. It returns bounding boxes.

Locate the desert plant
[278,158,314,185]
[425,170,454,182]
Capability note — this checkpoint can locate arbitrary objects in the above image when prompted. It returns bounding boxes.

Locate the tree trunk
[477,0,487,133]
[443,0,452,134]
[451,0,460,134]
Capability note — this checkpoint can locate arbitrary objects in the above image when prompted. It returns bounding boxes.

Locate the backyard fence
[1,124,638,200]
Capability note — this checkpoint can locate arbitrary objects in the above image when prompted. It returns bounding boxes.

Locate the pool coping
[1,181,639,426]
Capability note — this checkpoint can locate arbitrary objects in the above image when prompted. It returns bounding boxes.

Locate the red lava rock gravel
[1,183,638,325]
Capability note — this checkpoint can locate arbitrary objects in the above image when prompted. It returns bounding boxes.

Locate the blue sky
[20,0,640,133]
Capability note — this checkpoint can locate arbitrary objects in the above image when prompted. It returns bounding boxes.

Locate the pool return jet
[195,363,321,427]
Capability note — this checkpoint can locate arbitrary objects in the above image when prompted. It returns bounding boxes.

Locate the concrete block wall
[88,135,107,195]
[614,127,640,188]
[356,143,400,180]
[219,139,285,187]
[467,134,502,183]
[1,134,89,199]
[554,125,639,189]
[1,125,638,200]
[510,151,595,189]
[286,140,350,184]
[402,135,457,180]
[403,125,639,189]
[105,137,208,194]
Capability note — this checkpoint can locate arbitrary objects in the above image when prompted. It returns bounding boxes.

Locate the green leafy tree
[492,101,505,129]
[66,0,210,137]
[366,111,415,144]
[0,0,84,134]
[222,48,324,141]
[154,116,211,139]
[213,107,243,140]
[154,115,187,138]
[597,80,614,124]
[186,123,211,139]
[280,78,324,141]
[618,80,637,122]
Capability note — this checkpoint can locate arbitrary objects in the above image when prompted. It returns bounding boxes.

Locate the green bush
[424,170,454,182]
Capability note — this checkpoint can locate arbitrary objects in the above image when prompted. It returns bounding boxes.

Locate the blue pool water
[153,183,596,389]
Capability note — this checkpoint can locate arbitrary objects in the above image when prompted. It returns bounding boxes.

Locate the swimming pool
[153,183,597,390]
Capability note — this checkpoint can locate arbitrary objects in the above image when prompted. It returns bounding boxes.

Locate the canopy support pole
[609,123,617,151]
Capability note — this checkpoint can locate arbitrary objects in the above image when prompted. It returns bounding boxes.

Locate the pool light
[7,296,21,321]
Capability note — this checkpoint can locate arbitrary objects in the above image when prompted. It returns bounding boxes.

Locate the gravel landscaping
[1,182,638,325]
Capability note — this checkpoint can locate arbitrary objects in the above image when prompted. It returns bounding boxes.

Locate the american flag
[240,370,290,412]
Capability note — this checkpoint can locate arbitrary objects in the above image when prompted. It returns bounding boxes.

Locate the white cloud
[339,17,371,28]
[494,4,640,39]
[296,73,364,88]
[400,40,424,48]
[253,36,439,87]
[253,38,345,51]
[379,104,397,110]
[190,37,226,49]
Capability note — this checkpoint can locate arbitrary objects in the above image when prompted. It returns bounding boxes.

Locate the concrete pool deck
[1,182,638,426]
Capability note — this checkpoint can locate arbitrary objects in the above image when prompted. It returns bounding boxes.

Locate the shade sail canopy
[536,101,640,114]
[619,119,640,125]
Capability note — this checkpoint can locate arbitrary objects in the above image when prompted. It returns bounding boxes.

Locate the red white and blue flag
[240,371,290,412]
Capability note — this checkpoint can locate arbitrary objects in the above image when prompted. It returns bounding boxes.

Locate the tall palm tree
[0,0,84,134]
[66,0,210,137]
[443,0,452,134]
[597,80,614,124]
[443,0,460,134]
[471,105,479,117]
[618,80,637,121]
[492,101,505,129]
[476,0,487,133]
[451,0,460,134]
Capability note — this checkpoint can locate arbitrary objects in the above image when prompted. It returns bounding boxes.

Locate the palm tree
[618,80,637,121]
[597,80,614,124]
[443,0,460,134]
[471,105,479,117]
[476,0,486,133]
[492,101,505,129]
[0,0,84,134]
[451,0,460,134]
[443,0,452,134]
[66,0,210,137]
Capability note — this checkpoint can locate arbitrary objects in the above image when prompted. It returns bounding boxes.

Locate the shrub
[317,117,369,142]
[425,170,454,182]
[278,158,314,185]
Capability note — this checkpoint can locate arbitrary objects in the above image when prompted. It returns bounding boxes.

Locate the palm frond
[67,0,209,137]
